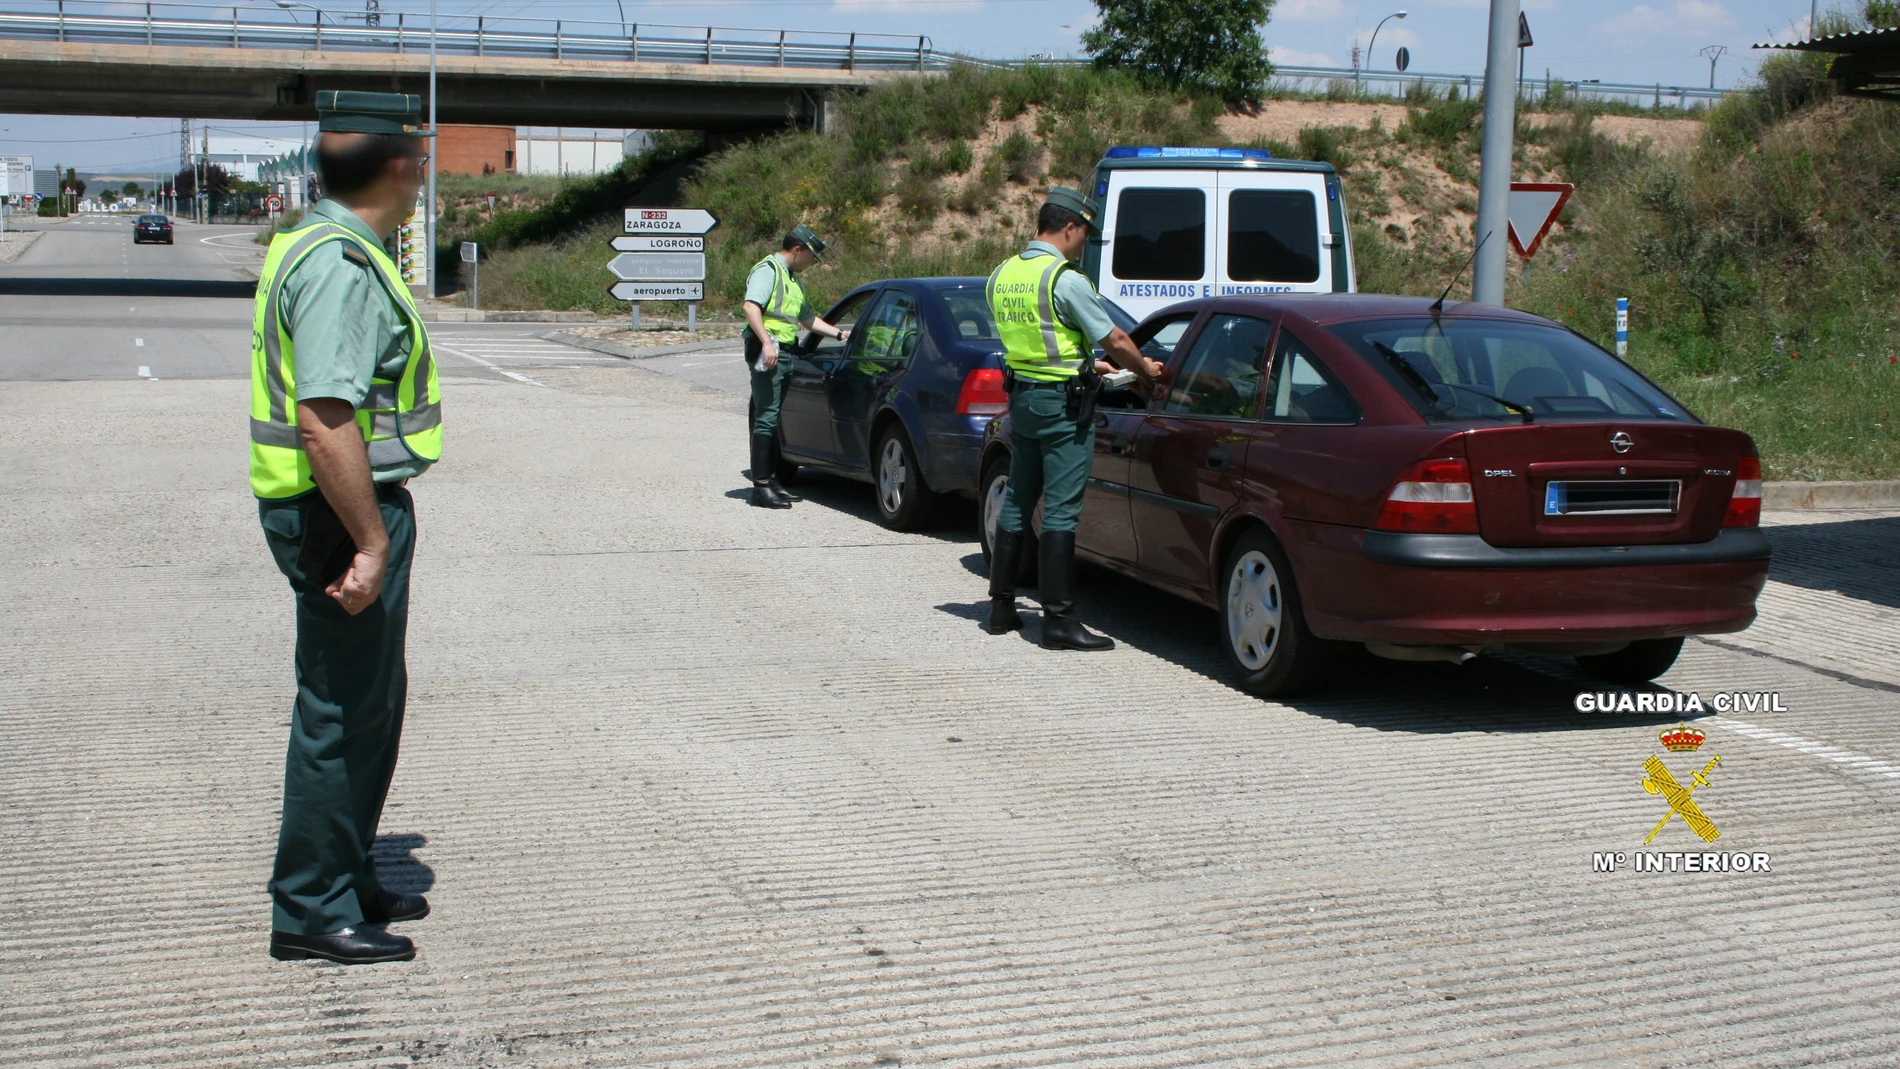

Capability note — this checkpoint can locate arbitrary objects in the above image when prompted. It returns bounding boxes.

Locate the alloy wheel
[1226,550,1283,672]
[877,436,908,517]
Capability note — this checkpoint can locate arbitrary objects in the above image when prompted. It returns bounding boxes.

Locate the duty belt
[1009,378,1066,391]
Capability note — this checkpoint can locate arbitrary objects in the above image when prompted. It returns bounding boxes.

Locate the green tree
[122,181,142,199]
[1082,0,1275,105]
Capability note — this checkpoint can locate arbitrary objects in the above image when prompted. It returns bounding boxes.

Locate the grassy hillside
[470,61,1896,479]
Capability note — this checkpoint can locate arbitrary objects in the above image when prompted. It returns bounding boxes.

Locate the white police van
[1083,146,1356,322]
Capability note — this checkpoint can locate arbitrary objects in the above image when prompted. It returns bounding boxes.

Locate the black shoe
[270,925,415,964]
[360,889,430,924]
[986,527,1025,635]
[1038,530,1115,651]
[768,476,802,502]
[749,433,793,508]
[750,483,792,509]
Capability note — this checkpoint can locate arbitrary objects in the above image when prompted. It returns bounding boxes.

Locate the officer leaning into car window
[986,188,1162,650]
[742,224,850,509]
[250,91,441,965]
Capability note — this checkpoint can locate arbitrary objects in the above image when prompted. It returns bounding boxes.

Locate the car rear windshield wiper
[1372,342,1533,423]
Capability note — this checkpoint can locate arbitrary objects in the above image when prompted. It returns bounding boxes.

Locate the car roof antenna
[1431,230,1490,316]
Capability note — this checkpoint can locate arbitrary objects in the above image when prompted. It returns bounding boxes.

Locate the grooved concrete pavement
[4,362,1900,1068]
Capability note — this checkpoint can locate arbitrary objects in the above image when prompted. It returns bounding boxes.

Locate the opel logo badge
[1610,431,1634,454]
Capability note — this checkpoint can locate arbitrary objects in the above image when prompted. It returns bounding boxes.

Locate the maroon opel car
[977,294,1770,696]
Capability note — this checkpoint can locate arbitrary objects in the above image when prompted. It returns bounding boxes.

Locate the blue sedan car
[765,276,1136,530]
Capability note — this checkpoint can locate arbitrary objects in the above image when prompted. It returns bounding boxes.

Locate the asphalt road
[3,226,1900,1067]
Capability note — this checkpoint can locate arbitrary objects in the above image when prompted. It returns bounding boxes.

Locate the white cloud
[1269,46,1341,66]
[1597,0,1735,38]
[832,0,982,10]
[1277,0,1351,23]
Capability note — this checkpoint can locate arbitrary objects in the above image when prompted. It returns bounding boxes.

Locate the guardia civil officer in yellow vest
[250,91,441,965]
[986,188,1161,650]
[742,224,850,508]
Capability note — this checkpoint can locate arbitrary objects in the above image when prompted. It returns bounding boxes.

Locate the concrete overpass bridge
[0,0,959,129]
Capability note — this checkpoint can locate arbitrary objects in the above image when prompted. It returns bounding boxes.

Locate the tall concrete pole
[426,0,437,300]
[1471,0,1520,306]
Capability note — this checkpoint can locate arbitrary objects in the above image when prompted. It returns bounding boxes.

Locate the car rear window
[1227,190,1319,283]
[936,287,998,342]
[1324,316,1693,423]
[1113,188,1204,281]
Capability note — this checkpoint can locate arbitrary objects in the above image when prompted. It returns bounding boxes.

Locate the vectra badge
[1610,431,1634,454]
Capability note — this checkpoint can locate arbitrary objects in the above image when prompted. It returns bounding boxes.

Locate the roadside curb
[543,330,740,361]
[1764,481,1900,510]
[0,230,43,265]
[415,308,599,323]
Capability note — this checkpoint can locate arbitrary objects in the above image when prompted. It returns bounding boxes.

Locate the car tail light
[1724,455,1762,528]
[956,367,1008,415]
[1373,458,1479,534]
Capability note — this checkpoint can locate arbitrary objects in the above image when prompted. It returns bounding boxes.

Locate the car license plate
[1544,479,1680,516]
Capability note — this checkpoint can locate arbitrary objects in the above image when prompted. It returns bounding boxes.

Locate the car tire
[1575,637,1684,686]
[1219,528,1333,697]
[873,423,937,531]
[977,451,1038,584]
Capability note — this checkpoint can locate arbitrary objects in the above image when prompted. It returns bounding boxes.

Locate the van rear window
[1227,190,1319,283]
[1113,188,1204,281]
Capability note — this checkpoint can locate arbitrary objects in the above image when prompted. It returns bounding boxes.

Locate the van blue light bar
[1104,146,1273,159]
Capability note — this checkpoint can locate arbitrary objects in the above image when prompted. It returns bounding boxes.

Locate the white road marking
[198,232,262,250]
[137,366,152,378]
[431,342,543,386]
[1705,714,1900,780]
[135,338,143,347]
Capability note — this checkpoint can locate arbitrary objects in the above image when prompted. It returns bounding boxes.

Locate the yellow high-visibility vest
[986,251,1087,382]
[248,221,443,499]
[751,253,807,344]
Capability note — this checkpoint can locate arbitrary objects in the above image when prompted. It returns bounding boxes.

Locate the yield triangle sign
[1506,181,1573,258]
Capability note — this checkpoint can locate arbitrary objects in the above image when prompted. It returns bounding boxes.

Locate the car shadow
[368,833,435,893]
[1765,515,1900,610]
[0,278,255,298]
[771,467,982,546]
[939,560,1689,736]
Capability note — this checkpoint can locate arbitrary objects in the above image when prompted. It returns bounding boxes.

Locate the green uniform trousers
[747,333,795,436]
[258,484,416,936]
[997,382,1095,534]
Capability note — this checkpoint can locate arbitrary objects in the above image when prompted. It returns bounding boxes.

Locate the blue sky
[0,0,1840,173]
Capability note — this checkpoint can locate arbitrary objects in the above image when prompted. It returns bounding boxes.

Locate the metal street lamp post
[1367,11,1408,76]
[427,0,437,302]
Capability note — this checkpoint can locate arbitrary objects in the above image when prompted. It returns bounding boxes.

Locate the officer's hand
[326,546,389,616]
[1095,360,1116,375]
[762,342,779,370]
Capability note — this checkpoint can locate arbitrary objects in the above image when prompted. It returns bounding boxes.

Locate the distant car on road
[978,293,1770,695]
[132,214,173,245]
[766,276,1135,530]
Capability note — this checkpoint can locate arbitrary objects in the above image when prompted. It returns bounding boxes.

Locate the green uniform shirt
[1023,239,1116,345]
[743,255,811,323]
[278,200,425,481]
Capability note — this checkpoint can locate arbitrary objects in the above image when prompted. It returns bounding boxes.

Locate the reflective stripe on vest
[248,221,444,499]
[987,251,1087,382]
[752,254,806,344]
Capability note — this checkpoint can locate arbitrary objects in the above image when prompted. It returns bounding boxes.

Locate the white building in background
[514,128,643,176]
[207,137,304,181]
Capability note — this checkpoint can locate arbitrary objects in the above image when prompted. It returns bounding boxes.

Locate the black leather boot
[1038,530,1114,651]
[986,527,1025,635]
[359,889,430,924]
[768,476,802,502]
[270,925,415,964]
[749,434,791,509]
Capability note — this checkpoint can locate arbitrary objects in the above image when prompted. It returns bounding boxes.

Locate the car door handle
[1206,447,1230,470]
[1110,437,1133,456]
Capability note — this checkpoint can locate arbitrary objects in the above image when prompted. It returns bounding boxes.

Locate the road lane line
[137,366,152,378]
[1705,715,1900,780]
[431,342,543,386]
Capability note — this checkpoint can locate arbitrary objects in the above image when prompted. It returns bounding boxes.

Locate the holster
[1065,366,1102,424]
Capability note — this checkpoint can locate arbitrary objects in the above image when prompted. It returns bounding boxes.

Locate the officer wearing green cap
[985,187,1161,650]
[741,223,850,508]
[252,90,440,965]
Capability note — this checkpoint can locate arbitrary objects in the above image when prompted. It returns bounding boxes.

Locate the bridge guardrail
[0,0,1733,106]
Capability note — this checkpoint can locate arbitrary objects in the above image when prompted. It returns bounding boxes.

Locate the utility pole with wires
[1700,44,1728,89]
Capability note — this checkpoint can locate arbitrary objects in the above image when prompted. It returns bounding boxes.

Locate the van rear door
[1214,170,1335,296]
[1099,171,1214,321]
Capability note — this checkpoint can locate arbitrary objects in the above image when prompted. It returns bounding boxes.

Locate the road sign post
[1616,297,1629,358]
[461,241,479,310]
[610,208,718,332]
[0,155,30,237]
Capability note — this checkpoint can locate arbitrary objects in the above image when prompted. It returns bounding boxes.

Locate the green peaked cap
[315,90,435,136]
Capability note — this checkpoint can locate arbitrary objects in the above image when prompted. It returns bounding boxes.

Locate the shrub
[1294,125,1356,170]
